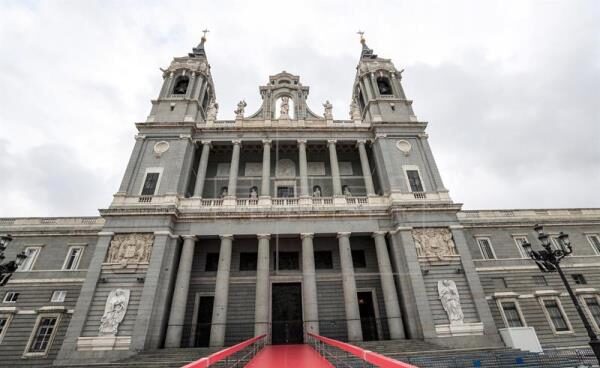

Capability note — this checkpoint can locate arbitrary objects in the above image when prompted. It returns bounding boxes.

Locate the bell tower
[352,33,417,123]
[147,31,216,123]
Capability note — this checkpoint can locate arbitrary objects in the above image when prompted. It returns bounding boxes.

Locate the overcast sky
[0,0,599,217]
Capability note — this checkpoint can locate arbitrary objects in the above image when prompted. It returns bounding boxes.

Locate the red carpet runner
[245,344,334,367]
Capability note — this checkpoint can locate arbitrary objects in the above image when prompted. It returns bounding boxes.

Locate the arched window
[173,76,190,95]
[376,77,393,95]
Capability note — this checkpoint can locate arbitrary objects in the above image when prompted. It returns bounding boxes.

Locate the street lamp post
[0,235,27,286]
[522,224,600,364]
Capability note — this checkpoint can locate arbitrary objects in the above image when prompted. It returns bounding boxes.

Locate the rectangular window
[584,297,600,329]
[50,290,67,303]
[405,170,424,192]
[205,253,220,272]
[492,277,507,289]
[587,235,600,255]
[572,274,587,285]
[533,275,548,286]
[27,315,59,354]
[543,299,570,332]
[513,236,529,258]
[239,252,257,271]
[18,247,41,271]
[141,172,160,196]
[0,316,10,343]
[352,250,367,268]
[275,252,299,270]
[3,292,19,303]
[314,251,333,269]
[501,301,524,327]
[276,186,295,198]
[62,246,84,270]
[476,238,496,260]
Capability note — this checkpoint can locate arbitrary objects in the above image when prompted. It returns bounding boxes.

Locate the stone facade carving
[438,280,464,325]
[99,289,130,336]
[279,96,290,119]
[412,228,457,259]
[106,234,154,265]
[350,100,361,120]
[234,100,247,118]
[323,100,333,119]
[206,99,218,121]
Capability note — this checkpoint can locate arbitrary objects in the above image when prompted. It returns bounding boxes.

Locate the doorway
[194,296,214,347]
[357,291,378,341]
[271,283,303,344]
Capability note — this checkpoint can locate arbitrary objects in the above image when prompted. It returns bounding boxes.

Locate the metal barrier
[181,334,267,368]
[307,332,418,368]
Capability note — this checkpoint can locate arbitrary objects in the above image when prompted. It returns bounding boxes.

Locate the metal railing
[307,332,418,368]
[181,334,267,368]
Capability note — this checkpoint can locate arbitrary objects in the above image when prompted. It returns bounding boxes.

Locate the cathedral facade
[1,37,599,366]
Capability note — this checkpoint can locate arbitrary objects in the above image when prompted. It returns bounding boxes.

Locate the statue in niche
[206,99,218,121]
[249,187,258,198]
[412,228,457,259]
[99,288,130,336]
[323,100,333,119]
[342,185,352,197]
[220,186,229,198]
[438,280,464,325]
[106,234,154,265]
[279,96,290,119]
[234,100,247,118]
[350,100,362,120]
[313,186,322,197]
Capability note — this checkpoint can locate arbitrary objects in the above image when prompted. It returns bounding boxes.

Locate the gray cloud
[0,0,598,216]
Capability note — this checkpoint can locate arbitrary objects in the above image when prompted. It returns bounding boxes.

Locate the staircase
[353,340,597,368]
[57,347,220,368]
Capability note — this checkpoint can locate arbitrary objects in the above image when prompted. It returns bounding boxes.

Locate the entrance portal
[194,296,214,347]
[271,283,303,344]
[357,291,378,341]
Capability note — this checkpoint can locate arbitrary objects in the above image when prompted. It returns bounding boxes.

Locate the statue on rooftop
[234,100,247,119]
[323,100,333,119]
[206,99,218,121]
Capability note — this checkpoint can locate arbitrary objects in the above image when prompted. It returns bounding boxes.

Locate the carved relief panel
[106,234,154,265]
[412,228,457,260]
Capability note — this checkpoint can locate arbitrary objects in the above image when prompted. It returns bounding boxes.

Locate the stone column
[338,232,362,341]
[227,140,241,198]
[193,140,211,197]
[260,140,271,198]
[254,234,270,336]
[298,139,309,197]
[165,235,197,347]
[328,140,342,196]
[301,233,319,335]
[357,140,376,196]
[209,235,233,347]
[372,232,405,339]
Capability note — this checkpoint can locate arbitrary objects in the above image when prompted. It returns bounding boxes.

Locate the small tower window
[173,76,190,95]
[376,77,393,95]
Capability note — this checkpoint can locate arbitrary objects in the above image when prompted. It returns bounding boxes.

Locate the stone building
[1,36,599,367]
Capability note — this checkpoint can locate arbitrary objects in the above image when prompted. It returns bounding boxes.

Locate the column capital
[219,234,234,240]
[300,233,314,239]
[337,232,351,239]
[181,235,197,241]
[257,234,271,240]
[356,139,367,146]
[374,133,387,140]
[297,139,307,146]
[371,231,387,239]
[327,139,337,146]
[200,140,212,146]
[232,140,242,146]
[134,134,146,141]
[262,139,272,145]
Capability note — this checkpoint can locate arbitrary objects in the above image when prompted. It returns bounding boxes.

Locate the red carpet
[246,344,334,367]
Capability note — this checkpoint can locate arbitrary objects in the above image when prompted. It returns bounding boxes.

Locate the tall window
[352,250,367,268]
[584,297,600,329]
[172,76,189,95]
[26,315,59,355]
[542,299,570,332]
[239,252,257,271]
[587,234,600,255]
[205,253,219,272]
[405,170,424,192]
[62,246,84,270]
[0,315,11,343]
[314,251,333,269]
[18,247,41,271]
[513,236,529,258]
[376,77,393,95]
[476,238,496,260]
[141,172,160,196]
[500,301,524,327]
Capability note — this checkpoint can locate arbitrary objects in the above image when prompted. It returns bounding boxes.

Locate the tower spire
[190,29,210,57]
[357,30,376,59]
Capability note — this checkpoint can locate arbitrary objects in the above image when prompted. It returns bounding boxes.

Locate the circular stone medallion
[396,140,412,154]
[153,141,170,157]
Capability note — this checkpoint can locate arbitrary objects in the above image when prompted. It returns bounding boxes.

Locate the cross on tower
[357,30,365,42]
[202,29,210,39]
